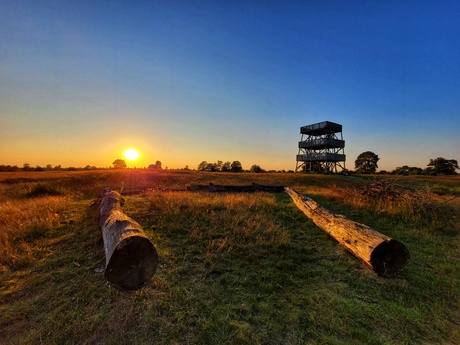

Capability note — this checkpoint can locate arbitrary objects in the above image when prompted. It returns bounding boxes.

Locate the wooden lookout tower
[296,121,346,173]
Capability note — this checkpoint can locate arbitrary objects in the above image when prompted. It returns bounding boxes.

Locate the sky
[1,0,459,171]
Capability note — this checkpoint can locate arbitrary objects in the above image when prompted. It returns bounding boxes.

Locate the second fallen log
[99,189,158,289]
[285,187,410,275]
[187,183,285,192]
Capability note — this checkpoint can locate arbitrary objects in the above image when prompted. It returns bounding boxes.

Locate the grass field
[1,170,459,344]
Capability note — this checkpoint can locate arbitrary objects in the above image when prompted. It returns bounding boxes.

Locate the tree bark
[285,187,410,275]
[99,189,158,289]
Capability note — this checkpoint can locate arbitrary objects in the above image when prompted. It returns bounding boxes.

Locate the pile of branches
[332,180,458,226]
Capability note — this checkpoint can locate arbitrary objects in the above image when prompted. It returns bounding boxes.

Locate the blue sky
[1,0,459,170]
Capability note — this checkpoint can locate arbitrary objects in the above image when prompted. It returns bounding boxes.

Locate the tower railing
[298,138,344,149]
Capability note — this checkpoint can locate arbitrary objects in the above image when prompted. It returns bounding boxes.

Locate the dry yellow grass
[0,196,69,268]
[144,192,291,257]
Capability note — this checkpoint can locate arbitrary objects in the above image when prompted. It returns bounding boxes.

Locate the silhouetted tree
[197,161,222,171]
[427,157,459,175]
[113,159,127,169]
[205,163,218,172]
[198,160,244,172]
[198,161,208,171]
[221,161,232,172]
[230,161,243,172]
[148,161,162,170]
[393,165,423,175]
[355,151,379,173]
[0,165,19,172]
[250,164,265,173]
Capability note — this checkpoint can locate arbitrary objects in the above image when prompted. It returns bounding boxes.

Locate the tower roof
[300,121,342,135]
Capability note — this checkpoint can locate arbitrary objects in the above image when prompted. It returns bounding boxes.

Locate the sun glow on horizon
[124,148,140,161]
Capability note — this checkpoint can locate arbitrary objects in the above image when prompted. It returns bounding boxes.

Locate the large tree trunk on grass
[99,189,158,289]
[285,187,410,275]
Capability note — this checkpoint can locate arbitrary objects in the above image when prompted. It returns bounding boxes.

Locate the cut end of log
[105,236,159,290]
[370,239,410,276]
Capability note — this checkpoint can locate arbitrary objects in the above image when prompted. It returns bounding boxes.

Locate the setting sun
[124,149,140,161]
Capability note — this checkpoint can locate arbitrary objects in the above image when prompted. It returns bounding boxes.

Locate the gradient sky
[1,0,459,171]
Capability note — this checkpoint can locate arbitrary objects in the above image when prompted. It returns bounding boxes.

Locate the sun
[124,148,140,161]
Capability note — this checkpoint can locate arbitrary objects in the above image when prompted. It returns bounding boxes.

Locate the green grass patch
[431,184,460,196]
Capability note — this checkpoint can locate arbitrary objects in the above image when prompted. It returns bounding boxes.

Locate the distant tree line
[196,160,268,173]
[0,163,93,172]
[112,159,163,170]
[197,160,243,172]
[354,152,458,175]
[390,157,459,176]
[0,160,165,172]
[1,155,457,175]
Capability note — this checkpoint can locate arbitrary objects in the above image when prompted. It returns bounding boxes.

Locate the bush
[26,184,66,198]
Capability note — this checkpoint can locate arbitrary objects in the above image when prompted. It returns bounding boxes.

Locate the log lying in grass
[187,183,285,192]
[99,189,158,289]
[120,188,155,195]
[285,187,410,275]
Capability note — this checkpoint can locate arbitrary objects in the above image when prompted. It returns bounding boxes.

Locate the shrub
[26,183,66,198]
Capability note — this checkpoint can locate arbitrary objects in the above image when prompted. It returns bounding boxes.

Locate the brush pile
[332,179,458,226]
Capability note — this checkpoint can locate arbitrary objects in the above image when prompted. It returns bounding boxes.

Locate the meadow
[0,170,459,344]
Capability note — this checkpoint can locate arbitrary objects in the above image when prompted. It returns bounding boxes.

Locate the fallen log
[187,183,285,192]
[99,189,158,289]
[285,187,410,275]
[120,188,155,195]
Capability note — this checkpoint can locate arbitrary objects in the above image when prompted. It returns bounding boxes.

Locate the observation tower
[296,121,346,173]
